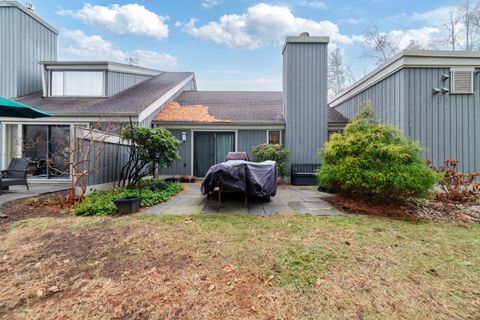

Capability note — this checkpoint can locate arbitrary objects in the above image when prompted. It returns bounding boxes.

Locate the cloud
[59,29,177,70]
[58,3,169,39]
[389,27,440,49]
[201,0,222,9]
[412,6,457,26]
[298,1,327,9]
[177,3,351,49]
[352,27,440,50]
[339,18,366,25]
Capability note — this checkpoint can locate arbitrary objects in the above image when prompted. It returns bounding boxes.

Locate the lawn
[0,214,479,319]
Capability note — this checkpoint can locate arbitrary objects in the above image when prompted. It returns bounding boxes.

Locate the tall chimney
[282,33,329,167]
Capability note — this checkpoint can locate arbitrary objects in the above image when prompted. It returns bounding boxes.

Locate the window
[50,71,104,97]
[23,125,71,178]
[451,68,474,94]
[267,130,281,145]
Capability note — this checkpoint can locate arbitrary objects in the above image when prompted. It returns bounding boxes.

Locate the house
[1,2,349,184]
[154,35,349,177]
[7,0,478,187]
[330,50,480,172]
[0,2,196,185]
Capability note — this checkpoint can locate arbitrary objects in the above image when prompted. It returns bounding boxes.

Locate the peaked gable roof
[154,91,348,124]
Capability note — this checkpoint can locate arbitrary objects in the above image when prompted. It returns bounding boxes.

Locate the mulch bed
[0,191,73,229]
[324,193,480,223]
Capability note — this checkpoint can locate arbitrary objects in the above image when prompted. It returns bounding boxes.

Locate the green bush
[119,126,181,187]
[75,180,183,216]
[317,103,440,199]
[252,144,289,177]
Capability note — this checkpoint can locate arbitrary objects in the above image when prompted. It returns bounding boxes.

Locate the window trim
[266,130,282,145]
[49,70,106,97]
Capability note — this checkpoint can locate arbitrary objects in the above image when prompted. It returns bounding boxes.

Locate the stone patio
[142,182,342,216]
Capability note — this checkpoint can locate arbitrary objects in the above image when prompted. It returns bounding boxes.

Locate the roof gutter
[154,121,286,130]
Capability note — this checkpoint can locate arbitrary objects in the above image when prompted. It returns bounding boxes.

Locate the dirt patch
[0,191,73,229]
[0,219,287,319]
[0,214,479,319]
[324,194,480,222]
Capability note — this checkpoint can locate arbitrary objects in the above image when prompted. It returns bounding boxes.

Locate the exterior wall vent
[25,3,35,11]
[450,68,474,94]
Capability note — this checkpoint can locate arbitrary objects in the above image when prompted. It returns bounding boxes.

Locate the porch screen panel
[23,125,48,177]
[215,133,235,164]
[49,126,70,178]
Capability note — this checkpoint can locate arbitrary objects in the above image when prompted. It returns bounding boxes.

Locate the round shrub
[317,103,440,199]
[252,144,289,177]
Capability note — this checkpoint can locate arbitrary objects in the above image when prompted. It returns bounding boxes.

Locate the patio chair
[0,158,29,195]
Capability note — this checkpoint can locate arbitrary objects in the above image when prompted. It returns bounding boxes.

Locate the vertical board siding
[0,6,57,98]
[106,71,151,96]
[0,7,17,98]
[158,130,191,176]
[158,129,277,176]
[334,69,406,131]
[405,68,480,172]
[237,130,268,158]
[333,67,479,172]
[284,42,328,164]
[78,139,130,186]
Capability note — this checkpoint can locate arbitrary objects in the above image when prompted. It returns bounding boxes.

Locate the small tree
[252,144,289,177]
[119,125,181,187]
[317,103,440,199]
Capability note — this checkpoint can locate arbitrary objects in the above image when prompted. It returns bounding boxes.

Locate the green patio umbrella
[0,96,51,118]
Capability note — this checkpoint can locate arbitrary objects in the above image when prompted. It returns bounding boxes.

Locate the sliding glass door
[23,125,70,178]
[194,132,235,177]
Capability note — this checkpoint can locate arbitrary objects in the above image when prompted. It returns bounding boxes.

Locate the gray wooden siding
[159,129,278,176]
[106,71,151,96]
[78,140,130,186]
[237,130,268,158]
[334,69,405,131]
[404,68,480,172]
[332,67,479,172]
[283,42,328,164]
[140,79,196,128]
[158,130,191,176]
[0,6,57,98]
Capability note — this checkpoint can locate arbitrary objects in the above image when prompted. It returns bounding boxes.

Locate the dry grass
[0,214,479,319]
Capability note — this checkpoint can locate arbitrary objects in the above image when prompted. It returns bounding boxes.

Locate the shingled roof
[154,91,349,123]
[16,72,194,116]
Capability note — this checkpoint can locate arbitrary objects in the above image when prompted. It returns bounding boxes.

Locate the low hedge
[75,179,183,216]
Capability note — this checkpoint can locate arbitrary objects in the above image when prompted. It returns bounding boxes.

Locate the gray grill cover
[201,160,277,198]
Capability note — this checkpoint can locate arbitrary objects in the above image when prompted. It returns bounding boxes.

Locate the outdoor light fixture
[441,74,450,80]
[181,132,187,142]
[441,87,450,94]
[432,88,441,94]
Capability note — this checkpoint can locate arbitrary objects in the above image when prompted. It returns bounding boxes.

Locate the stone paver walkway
[142,182,342,216]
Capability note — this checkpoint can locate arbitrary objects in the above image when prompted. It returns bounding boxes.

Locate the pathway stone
[141,182,343,216]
